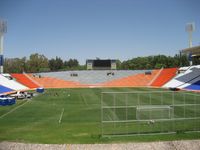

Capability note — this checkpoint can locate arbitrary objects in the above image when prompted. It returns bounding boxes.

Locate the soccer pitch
[0,87,200,144]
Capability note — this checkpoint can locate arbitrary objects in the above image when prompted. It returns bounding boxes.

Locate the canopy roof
[181,45,200,56]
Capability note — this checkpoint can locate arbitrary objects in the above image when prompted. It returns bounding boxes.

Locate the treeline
[118,54,190,70]
[4,53,191,73]
[4,53,85,73]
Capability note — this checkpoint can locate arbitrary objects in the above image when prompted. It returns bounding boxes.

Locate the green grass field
[0,87,200,144]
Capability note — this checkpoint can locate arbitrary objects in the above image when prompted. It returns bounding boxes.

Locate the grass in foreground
[0,87,200,144]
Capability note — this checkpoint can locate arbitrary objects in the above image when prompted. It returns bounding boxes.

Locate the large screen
[93,60,111,67]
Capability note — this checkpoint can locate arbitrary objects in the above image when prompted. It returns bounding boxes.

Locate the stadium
[0,48,200,144]
[1,1,200,149]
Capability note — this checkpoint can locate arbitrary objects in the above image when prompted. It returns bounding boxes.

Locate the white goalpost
[136,105,173,121]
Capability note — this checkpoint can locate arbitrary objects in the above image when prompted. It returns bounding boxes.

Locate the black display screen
[93,60,111,67]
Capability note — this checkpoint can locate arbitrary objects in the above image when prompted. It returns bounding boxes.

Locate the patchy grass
[0,88,200,144]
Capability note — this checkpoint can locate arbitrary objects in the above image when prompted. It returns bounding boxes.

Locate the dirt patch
[1,140,200,150]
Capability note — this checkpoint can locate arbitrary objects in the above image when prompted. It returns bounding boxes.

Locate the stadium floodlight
[186,22,195,48]
[0,20,7,74]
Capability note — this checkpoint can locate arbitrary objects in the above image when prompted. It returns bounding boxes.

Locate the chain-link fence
[101,91,200,137]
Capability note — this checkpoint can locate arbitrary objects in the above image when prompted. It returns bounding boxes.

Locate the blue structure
[36,87,44,93]
[0,97,16,106]
[185,80,200,90]
[0,85,13,94]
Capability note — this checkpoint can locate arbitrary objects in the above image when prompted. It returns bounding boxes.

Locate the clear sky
[0,0,200,64]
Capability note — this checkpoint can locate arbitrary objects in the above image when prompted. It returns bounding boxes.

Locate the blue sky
[0,0,200,64]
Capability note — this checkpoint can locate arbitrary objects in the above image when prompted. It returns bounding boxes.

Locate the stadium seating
[0,74,28,91]
[37,70,149,85]
[185,80,200,90]
[103,70,160,87]
[150,68,178,87]
[11,73,39,89]
[27,74,83,88]
[0,85,13,94]
[163,65,200,90]
[0,65,198,94]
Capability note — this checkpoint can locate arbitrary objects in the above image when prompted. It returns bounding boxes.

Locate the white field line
[81,94,88,106]
[0,101,29,119]
[59,108,64,124]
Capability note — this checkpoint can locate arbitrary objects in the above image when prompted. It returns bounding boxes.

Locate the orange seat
[151,68,178,87]
[11,74,39,89]
[27,74,83,88]
[103,70,160,87]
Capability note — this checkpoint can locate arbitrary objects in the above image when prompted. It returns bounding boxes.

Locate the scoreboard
[86,59,117,70]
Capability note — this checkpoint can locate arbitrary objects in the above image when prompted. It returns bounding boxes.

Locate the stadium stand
[185,80,200,90]
[0,85,13,94]
[150,68,178,87]
[0,66,197,92]
[163,65,200,90]
[102,70,160,87]
[0,74,28,91]
[11,73,39,89]
[27,74,83,88]
[37,70,148,85]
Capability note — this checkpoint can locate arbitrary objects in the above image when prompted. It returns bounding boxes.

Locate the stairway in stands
[11,74,39,89]
[150,68,178,87]
[27,74,83,88]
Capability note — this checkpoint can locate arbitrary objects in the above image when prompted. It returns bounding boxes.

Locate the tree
[27,53,49,73]
[64,59,79,69]
[49,57,63,71]
[116,59,122,69]
[4,57,27,73]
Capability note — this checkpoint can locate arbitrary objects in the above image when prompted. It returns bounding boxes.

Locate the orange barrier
[102,70,160,87]
[150,68,178,87]
[27,74,83,88]
[11,74,39,89]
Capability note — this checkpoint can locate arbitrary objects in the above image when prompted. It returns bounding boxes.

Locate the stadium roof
[181,45,200,56]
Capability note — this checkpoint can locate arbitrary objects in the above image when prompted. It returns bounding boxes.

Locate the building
[181,45,200,65]
[86,59,117,70]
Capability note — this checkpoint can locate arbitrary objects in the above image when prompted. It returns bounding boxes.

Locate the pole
[0,34,3,73]
[189,31,192,48]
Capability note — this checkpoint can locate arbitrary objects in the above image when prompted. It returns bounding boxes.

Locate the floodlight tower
[186,22,195,48]
[0,20,7,74]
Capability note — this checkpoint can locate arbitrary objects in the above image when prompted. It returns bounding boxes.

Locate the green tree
[49,57,63,71]
[27,53,49,73]
[64,59,79,69]
[4,57,27,73]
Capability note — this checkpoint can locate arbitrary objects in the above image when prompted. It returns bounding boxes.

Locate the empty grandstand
[164,65,200,90]
[11,73,40,89]
[0,65,199,93]
[25,69,159,88]
[150,68,178,87]
[0,74,28,92]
